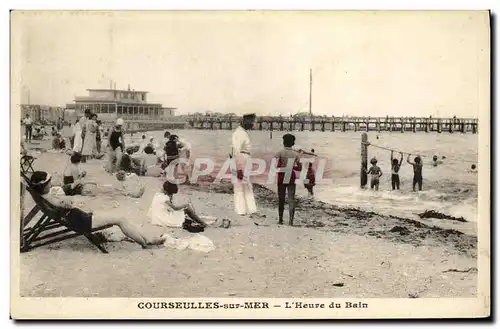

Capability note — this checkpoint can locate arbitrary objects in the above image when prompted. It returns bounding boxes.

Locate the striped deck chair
[20,172,113,253]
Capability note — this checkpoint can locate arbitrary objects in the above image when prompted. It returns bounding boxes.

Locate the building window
[117,106,123,115]
[142,93,145,101]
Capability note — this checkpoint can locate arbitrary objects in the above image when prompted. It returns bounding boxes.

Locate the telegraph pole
[309,69,312,117]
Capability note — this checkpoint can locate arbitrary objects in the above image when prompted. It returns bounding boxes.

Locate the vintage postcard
[10,10,490,319]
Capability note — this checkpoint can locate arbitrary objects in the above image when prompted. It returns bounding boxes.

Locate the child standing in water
[304,162,316,198]
[366,157,383,191]
[432,155,443,167]
[407,154,423,191]
[390,151,403,190]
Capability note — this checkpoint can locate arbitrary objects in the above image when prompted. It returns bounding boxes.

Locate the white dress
[72,121,83,152]
[231,126,257,215]
[147,193,185,227]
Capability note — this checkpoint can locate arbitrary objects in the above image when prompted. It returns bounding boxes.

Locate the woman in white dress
[148,181,210,228]
[81,113,97,161]
[72,118,83,153]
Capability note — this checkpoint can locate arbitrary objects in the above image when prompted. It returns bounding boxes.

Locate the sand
[18,142,477,298]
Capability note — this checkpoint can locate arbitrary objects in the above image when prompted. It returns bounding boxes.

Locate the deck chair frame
[20,155,36,174]
[20,172,113,253]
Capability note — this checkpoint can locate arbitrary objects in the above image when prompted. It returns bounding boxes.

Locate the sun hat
[30,171,52,186]
[116,118,124,126]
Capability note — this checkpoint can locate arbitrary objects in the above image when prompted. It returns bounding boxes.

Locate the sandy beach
[19,141,477,298]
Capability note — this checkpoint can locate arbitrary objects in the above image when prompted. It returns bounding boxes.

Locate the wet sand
[18,143,477,298]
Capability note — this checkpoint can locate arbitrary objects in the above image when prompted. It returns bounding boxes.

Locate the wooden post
[20,182,25,250]
[361,133,368,188]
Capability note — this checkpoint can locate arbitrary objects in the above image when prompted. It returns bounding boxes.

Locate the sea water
[126,129,479,226]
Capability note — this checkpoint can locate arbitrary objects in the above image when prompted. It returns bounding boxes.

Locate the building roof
[87,88,149,93]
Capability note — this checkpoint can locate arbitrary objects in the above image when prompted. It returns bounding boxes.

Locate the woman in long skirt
[81,114,97,161]
[72,118,83,153]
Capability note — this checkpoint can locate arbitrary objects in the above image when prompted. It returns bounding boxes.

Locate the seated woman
[141,146,163,177]
[62,152,87,195]
[32,128,44,140]
[120,148,142,175]
[51,134,66,150]
[29,171,166,249]
[148,180,211,229]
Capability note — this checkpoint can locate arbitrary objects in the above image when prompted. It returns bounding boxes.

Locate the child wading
[304,162,316,198]
[407,154,423,191]
[390,151,403,190]
[366,157,383,191]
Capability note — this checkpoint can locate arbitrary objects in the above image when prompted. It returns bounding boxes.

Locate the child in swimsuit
[390,151,403,190]
[62,152,87,195]
[407,154,423,191]
[304,162,316,197]
[367,157,383,191]
[432,155,443,167]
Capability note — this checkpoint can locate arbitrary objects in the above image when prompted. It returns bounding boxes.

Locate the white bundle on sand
[163,234,216,253]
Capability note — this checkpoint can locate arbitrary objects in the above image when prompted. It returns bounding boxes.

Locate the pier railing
[186,116,478,133]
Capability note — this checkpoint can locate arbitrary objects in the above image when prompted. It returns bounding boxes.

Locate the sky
[11,10,489,117]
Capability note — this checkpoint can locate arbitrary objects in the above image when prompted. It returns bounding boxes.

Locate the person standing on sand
[231,113,257,216]
[96,120,103,154]
[106,118,125,173]
[81,113,98,161]
[79,110,91,162]
[275,133,302,225]
[22,114,33,143]
[72,117,83,153]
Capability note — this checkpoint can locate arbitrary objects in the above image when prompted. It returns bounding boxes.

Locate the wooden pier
[188,116,478,134]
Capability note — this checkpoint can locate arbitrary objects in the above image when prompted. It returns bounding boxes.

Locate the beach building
[68,86,176,122]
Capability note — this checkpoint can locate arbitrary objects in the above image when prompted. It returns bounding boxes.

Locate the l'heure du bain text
[284,301,369,309]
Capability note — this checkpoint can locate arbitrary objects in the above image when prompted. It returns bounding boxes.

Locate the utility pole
[309,68,312,117]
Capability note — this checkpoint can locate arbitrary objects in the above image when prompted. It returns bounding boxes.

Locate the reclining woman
[29,170,166,249]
